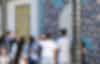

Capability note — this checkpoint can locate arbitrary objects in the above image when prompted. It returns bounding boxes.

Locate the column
[0,5,2,35]
[75,0,81,64]
[1,0,7,33]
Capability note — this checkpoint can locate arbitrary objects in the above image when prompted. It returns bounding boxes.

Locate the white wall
[59,0,73,40]
[7,0,39,37]
[30,0,39,37]
[7,0,73,38]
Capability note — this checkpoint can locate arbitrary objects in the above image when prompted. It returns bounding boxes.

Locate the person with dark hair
[13,36,25,64]
[39,33,58,64]
[59,29,67,36]
[0,35,8,56]
[81,36,94,64]
[4,32,16,52]
[9,38,17,64]
[0,31,11,46]
[57,29,71,64]
[80,41,86,64]
[4,31,11,44]
[0,34,6,45]
[23,35,42,64]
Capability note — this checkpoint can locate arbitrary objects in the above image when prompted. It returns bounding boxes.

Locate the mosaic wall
[82,0,100,64]
[39,0,69,37]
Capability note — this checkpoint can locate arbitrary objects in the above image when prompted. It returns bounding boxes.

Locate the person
[27,36,42,64]
[0,46,10,64]
[81,36,94,64]
[4,31,11,45]
[39,33,58,64]
[80,41,86,64]
[19,55,28,64]
[4,32,16,51]
[9,38,17,64]
[57,29,71,64]
[13,36,26,64]
[0,33,7,45]
[19,49,28,64]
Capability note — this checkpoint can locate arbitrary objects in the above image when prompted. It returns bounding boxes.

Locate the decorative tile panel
[39,0,69,37]
[82,0,100,64]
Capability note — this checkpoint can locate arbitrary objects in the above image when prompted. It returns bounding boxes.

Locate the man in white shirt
[39,33,58,64]
[57,29,71,64]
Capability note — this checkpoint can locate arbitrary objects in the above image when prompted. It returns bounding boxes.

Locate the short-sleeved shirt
[40,39,57,58]
[57,37,71,63]
[23,42,42,61]
[29,43,42,60]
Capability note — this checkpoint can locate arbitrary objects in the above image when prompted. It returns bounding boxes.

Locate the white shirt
[0,56,9,64]
[40,39,57,58]
[57,37,71,63]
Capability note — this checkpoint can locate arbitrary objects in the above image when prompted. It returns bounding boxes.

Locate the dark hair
[5,31,10,36]
[0,34,6,45]
[45,33,52,38]
[60,29,67,36]
[29,35,35,44]
[0,35,5,42]
[81,41,85,48]
[20,36,25,43]
[14,36,25,64]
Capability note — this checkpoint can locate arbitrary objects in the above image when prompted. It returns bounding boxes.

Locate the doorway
[15,5,30,38]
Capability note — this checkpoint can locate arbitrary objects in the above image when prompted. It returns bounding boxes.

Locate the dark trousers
[82,54,86,64]
[29,58,39,64]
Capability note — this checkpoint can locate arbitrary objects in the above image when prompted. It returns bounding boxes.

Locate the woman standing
[28,36,42,64]
[14,37,26,64]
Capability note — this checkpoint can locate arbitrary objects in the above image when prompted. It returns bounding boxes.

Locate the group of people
[0,29,71,64]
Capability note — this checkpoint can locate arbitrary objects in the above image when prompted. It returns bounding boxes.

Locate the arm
[80,44,84,57]
[54,48,58,64]
[38,45,42,59]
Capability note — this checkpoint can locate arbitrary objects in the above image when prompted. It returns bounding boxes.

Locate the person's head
[5,31,10,36]
[39,33,52,40]
[16,36,25,44]
[59,29,67,36]
[45,33,52,39]
[29,35,35,43]
[9,32,16,39]
[3,31,11,38]
[0,34,5,42]
[20,36,25,43]
[39,34,47,40]
[81,41,85,48]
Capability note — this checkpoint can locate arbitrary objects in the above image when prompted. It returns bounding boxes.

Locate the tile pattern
[44,0,68,37]
[82,0,100,64]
